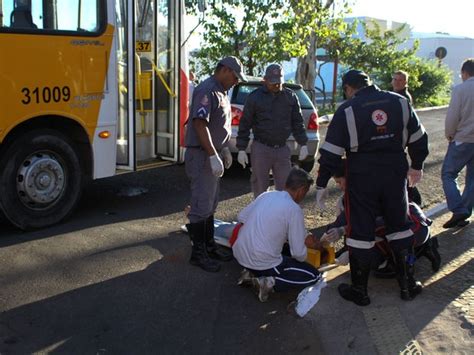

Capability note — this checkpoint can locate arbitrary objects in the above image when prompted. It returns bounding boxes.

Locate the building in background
[283,16,473,103]
[401,32,474,86]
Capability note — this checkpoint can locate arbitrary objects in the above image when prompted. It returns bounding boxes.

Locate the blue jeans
[441,142,474,215]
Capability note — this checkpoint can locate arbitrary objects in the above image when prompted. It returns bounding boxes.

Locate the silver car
[228,78,320,172]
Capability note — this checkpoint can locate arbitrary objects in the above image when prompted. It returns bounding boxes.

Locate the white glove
[407,168,423,187]
[209,154,224,177]
[298,145,309,161]
[221,147,233,169]
[320,227,345,243]
[335,251,349,266]
[315,186,328,210]
[237,150,249,169]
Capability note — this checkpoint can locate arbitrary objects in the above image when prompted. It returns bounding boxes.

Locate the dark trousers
[249,256,321,292]
[346,168,413,262]
[184,148,220,223]
[250,141,291,198]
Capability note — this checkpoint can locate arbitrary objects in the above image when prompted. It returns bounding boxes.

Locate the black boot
[393,248,422,300]
[422,238,441,272]
[338,255,371,306]
[187,221,221,272]
[205,215,233,261]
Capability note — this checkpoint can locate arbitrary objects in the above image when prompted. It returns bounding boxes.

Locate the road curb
[425,202,448,218]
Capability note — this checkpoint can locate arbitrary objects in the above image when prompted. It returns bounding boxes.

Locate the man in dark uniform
[316,70,429,305]
[185,56,247,272]
[392,70,413,104]
[236,64,309,198]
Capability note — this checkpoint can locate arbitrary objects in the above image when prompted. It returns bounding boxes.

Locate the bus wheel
[0,129,82,230]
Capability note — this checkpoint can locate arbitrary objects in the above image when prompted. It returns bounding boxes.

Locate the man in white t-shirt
[232,168,321,302]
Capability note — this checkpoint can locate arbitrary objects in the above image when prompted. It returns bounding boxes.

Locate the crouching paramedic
[315,70,429,305]
[373,199,441,277]
[231,168,322,302]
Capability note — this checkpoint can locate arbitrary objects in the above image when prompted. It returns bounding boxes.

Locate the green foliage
[408,60,452,106]
[339,21,420,86]
[186,0,350,78]
[339,20,452,107]
[290,1,355,82]
[188,0,294,77]
[185,2,452,108]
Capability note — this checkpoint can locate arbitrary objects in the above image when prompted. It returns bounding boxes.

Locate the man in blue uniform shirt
[315,70,429,305]
[185,56,247,272]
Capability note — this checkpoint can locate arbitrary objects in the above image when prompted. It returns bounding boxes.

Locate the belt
[255,139,286,148]
[186,146,222,153]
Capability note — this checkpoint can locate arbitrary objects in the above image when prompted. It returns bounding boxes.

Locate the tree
[339,21,420,86]
[408,59,452,106]
[339,20,452,106]
[184,0,352,80]
[289,0,354,94]
[186,0,295,77]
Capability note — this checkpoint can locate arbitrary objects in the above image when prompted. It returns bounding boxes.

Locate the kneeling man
[232,167,321,302]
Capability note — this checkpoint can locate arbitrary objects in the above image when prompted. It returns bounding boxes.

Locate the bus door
[115,0,179,170]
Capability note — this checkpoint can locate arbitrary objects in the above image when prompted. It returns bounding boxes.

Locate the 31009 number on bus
[21,86,71,105]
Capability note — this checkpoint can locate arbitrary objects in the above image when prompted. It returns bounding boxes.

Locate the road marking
[363,307,423,354]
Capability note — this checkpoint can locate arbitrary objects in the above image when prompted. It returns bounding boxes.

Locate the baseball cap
[341,70,371,87]
[218,56,248,82]
[264,64,284,84]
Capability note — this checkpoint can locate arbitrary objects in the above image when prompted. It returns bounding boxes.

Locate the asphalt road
[0,107,455,353]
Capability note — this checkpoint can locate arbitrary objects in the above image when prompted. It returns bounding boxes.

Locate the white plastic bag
[294,276,327,317]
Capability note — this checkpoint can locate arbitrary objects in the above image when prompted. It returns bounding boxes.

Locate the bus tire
[0,129,83,230]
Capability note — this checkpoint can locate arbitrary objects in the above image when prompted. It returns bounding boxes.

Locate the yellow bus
[0,0,190,229]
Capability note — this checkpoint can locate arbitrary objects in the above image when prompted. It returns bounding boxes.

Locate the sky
[347,0,474,38]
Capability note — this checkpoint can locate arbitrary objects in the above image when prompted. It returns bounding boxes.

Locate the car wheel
[0,129,83,230]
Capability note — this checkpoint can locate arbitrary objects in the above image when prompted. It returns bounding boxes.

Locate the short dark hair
[342,69,371,89]
[461,58,474,77]
[285,167,314,191]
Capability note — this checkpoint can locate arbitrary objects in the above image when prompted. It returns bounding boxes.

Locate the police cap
[218,56,248,82]
[342,70,371,88]
[264,64,284,84]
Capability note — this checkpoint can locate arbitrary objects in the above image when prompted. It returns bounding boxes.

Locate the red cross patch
[371,110,388,126]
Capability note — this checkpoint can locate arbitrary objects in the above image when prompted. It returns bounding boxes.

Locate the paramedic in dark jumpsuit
[185,56,247,272]
[236,64,309,198]
[315,70,429,305]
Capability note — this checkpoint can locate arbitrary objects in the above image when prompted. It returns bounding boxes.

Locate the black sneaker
[443,213,471,228]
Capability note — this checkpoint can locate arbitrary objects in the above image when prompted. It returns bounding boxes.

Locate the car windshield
[293,89,314,110]
[232,84,315,110]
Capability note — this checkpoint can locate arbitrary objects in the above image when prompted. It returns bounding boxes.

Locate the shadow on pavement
[310,221,473,353]
[0,232,323,354]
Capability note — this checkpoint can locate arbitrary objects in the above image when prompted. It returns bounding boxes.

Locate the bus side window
[10,6,37,29]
